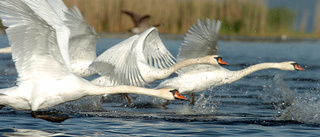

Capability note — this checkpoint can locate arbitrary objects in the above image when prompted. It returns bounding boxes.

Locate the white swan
[156,18,305,105]
[37,1,187,104]
[39,1,228,104]
[89,27,228,103]
[0,0,187,122]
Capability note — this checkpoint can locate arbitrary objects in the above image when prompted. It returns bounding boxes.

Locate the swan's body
[156,18,305,104]
[158,62,305,95]
[0,0,186,120]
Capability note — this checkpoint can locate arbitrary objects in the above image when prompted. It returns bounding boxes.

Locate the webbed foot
[189,93,196,105]
[31,111,70,123]
[121,93,133,104]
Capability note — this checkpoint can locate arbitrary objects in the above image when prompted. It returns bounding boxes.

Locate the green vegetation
[267,7,297,34]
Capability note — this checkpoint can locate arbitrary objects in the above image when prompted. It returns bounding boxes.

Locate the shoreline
[0,32,318,43]
[99,32,320,42]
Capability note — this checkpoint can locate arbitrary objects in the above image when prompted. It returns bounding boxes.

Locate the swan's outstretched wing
[47,0,99,49]
[0,0,71,82]
[64,7,99,69]
[141,27,176,69]
[90,27,175,87]
[22,0,72,72]
[48,0,99,77]
[89,35,146,86]
[177,18,221,61]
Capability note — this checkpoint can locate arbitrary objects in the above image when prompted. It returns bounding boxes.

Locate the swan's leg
[162,100,171,108]
[121,93,133,104]
[190,93,196,105]
[0,105,4,109]
[31,111,70,123]
[100,96,105,107]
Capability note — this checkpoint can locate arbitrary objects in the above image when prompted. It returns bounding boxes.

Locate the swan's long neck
[230,63,284,82]
[158,58,213,79]
[86,84,173,100]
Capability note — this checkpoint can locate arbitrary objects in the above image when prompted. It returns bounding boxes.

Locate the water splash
[260,75,295,108]
[50,96,104,114]
[178,90,220,115]
[278,97,320,124]
[261,75,320,124]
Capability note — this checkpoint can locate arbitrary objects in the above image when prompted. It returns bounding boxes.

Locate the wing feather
[22,0,72,72]
[0,0,70,83]
[90,27,176,87]
[89,35,145,86]
[142,27,176,69]
[177,18,221,61]
[177,19,222,74]
[46,0,99,76]
[65,7,99,76]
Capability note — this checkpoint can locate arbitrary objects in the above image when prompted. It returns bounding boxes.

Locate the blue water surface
[0,34,320,136]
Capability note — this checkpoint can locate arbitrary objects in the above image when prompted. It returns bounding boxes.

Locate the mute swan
[122,10,164,34]
[46,1,181,104]
[43,1,228,105]
[89,27,228,104]
[0,0,187,122]
[157,18,305,105]
[46,1,228,105]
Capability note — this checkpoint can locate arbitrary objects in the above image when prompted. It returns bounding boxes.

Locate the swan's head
[160,89,188,100]
[204,55,229,65]
[279,61,305,71]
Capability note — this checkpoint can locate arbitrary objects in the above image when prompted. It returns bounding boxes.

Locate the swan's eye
[169,89,179,94]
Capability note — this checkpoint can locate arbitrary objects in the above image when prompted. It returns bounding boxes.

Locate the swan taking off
[89,26,228,104]
[157,18,305,105]
[0,0,187,122]
[40,2,200,105]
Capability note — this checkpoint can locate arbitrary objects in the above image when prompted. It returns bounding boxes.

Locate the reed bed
[64,0,270,35]
[1,0,319,38]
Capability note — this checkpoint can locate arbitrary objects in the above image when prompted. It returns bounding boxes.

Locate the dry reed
[64,0,270,35]
[1,0,319,38]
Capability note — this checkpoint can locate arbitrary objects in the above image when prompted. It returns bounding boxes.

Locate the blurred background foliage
[1,0,319,38]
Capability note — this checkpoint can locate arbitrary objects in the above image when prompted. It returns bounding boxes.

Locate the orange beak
[218,58,229,65]
[294,64,305,71]
[173,91,188,100]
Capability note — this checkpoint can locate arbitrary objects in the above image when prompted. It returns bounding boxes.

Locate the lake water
[0,35,320,136]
